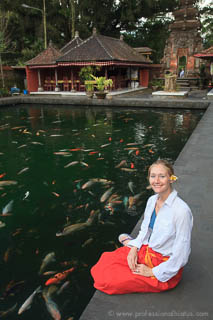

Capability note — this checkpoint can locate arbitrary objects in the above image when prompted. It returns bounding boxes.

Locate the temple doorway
[178,55,187,76]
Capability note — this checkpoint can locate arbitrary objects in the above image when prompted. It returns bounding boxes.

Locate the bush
[150,79,164,90]
[0,87,10,97]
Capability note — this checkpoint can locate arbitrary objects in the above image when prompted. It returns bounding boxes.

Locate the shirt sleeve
[127,196,154,249]
[152,206,193,282]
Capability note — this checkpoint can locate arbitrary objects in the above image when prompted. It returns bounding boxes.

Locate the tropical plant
[91,75,113,92]
[0,87,10,97]
[79,66,100,92]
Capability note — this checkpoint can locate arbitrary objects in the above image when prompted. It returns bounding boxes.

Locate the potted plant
[84,80,96,98]
[91,75,113,99]
[79,66,99,98]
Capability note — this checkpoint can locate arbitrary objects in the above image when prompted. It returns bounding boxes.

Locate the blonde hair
[148,159,174,178]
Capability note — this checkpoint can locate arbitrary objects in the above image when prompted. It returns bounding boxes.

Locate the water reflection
[0,105,203,319]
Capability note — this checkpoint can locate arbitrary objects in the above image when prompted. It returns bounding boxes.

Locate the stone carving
[164,73,177,92]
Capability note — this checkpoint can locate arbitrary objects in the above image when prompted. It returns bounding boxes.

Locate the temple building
[25,29,152,93]
[162,0,203,77]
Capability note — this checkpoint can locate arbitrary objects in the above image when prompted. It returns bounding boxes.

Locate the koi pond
[0,105,203,319]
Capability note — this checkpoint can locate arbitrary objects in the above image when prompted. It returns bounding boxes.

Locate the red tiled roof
[25,42,61,66]
[194,46,213,59]
[57,32,150,65]
[60,33,83,54]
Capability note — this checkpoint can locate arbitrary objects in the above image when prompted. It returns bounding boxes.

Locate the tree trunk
[70,0,75,38]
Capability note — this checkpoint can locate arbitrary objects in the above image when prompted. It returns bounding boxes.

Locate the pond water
[0,105,203,319]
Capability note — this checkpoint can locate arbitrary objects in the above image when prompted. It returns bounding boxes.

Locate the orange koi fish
[0,173,6,179]
[135,150,140,155]
[69,148,82,151]
[45,267,74,286]
[88,151,98,155]
[52,192,60,197]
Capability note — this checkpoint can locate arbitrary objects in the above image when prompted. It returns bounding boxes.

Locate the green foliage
[79,66,99,81]
[19,39,43,64]
[91,75,113,91]
[200,4,213,48]
[124,18,172,63]
[0,87,10,97]
[150,78,164,90]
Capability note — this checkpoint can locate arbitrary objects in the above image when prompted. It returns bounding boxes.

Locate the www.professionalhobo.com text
[107,310,209,318]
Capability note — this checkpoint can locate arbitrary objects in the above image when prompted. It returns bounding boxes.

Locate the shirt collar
[164,189,178,207]
[153,189,178,207]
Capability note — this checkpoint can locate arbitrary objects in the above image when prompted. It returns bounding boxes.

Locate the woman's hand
[127,247,138,271]
[132,263,154,277]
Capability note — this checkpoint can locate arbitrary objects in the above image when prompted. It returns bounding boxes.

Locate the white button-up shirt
[128,189,193,282]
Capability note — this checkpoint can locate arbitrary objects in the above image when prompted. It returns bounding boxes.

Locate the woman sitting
[91,159,193,294]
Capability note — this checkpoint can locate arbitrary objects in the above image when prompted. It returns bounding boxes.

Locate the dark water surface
[0,105,203,319]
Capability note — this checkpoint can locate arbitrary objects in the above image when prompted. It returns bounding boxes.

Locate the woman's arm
[152,206,193,282]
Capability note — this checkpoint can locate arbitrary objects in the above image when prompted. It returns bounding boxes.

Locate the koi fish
[126,142,140,146]
[31,141,43,145]
[100,143,111,148]
[120,168,137,172]
[56,210,99,237]
[69,148,82,151]
[0,221,6,228]
[23,191,30,200]
[17,167,29,175]
[11,126,26,130]
[64,161,79,168]
[143,144,155,148]
[45,267,75,286]
[128,181,135,194]
[3,280,25,297]
[52,192,60,197]
[88,151,99,155]
[57,281,70,295]
[54,152,71,156]
[81,180,96,190]
[50,134,63,137]
[100,187,114,203]
[149,149,155,154]
[124,147,139,150]
[0,180,17,187]
[1,200,13,215]
[39,252,56,275]
[42,294,61,320]
[115,160,127,168]
[18,285,41,314]
[43,271,57,276]
[0,173,6,178]
[80,161,89,167]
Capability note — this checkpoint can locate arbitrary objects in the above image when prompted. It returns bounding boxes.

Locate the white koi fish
[18,285,41,315]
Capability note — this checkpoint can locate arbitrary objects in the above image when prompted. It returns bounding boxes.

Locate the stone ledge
[207,89,213,99]
[152,91,189,99]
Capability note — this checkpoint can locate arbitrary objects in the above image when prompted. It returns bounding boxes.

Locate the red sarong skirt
[91,245,183,295]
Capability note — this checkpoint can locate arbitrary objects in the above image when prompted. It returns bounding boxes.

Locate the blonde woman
[91,160,193,294]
